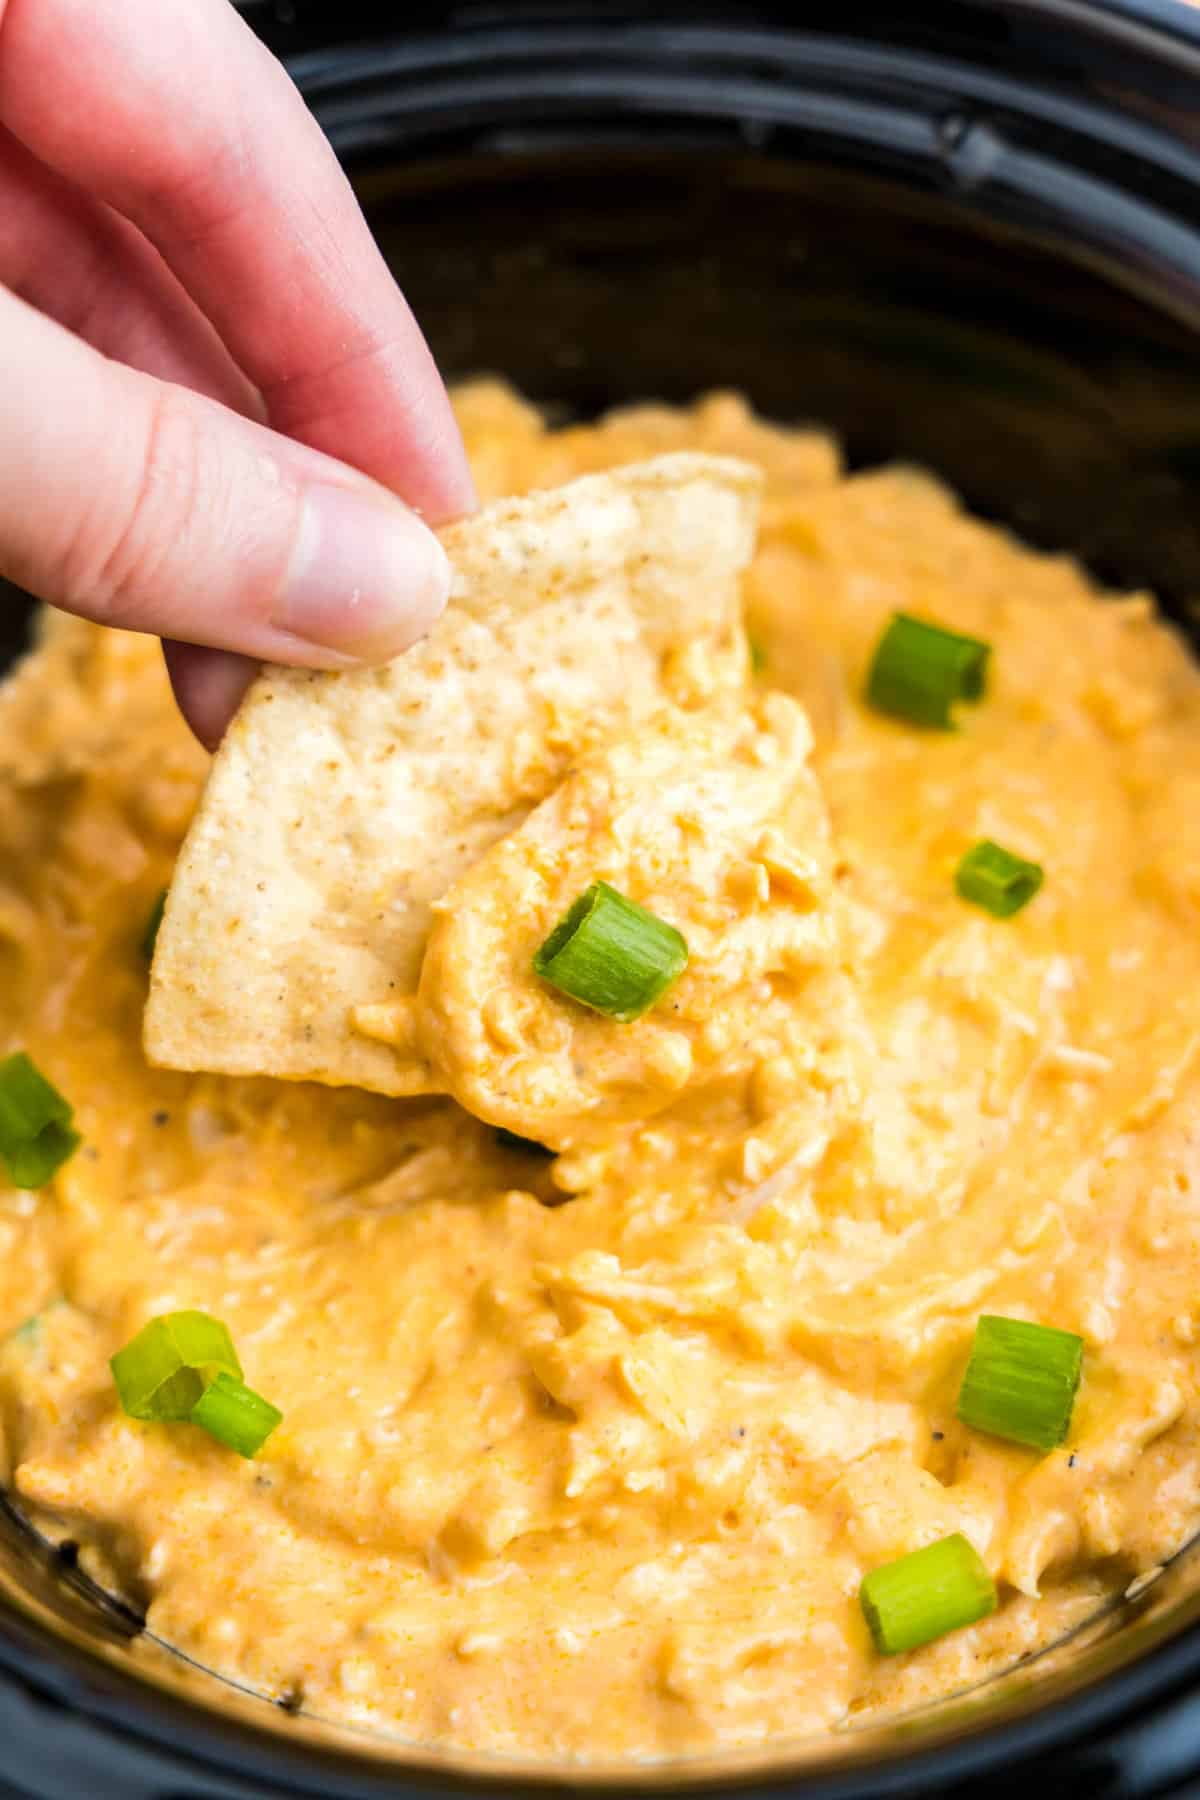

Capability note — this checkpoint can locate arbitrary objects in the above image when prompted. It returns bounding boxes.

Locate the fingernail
[277,483,451,658]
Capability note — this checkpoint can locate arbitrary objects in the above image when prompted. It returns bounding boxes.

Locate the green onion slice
[748,635,768,675]
[141,889,167,961]
[189,1371,282,1459]
[956,1314,1084,1451]
[0,1052,80,1189]
[532,881,688,1022]
[955,841,1044,919]
[866,612,990,729]
[110,1311,243,1422]
[860,1532,997,1655]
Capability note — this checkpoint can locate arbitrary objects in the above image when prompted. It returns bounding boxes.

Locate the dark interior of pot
[7,10,1200,1797]
[365,147,1200,622]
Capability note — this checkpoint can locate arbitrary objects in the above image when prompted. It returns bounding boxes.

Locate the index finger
[0,0,475,523]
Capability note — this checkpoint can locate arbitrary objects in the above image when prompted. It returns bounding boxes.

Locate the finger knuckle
[62,386,205,629]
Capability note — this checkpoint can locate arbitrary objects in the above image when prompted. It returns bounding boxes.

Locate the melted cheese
[2,386,1200,1761]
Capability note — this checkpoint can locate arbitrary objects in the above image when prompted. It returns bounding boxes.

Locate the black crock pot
[5,1,1200,1794]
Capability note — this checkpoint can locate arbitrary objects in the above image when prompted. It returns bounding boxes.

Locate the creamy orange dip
[3,384,1200,1761]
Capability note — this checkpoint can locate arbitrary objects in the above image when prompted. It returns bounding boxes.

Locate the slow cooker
[4,1,1200,1793]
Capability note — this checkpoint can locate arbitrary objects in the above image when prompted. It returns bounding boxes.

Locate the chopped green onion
[494,1128,554,1157]
[112,1314,281,1458]
[955,841,1044,919]
[748,635,768,675]
[189,1371,282,1458]
[956,1314,1084,1451]
[866,612,990,729]
[860,1532,997,1655]
[533,881,688,1022]
[0,1052,80,1189]
[141,889,167,961]
[5,1122,81,1190]
[110,1311,242,1422]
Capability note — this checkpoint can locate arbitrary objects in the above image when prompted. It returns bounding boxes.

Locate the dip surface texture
[3,385,1200,1759]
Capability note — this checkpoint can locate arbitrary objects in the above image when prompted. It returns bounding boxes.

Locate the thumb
[0,284,452,662]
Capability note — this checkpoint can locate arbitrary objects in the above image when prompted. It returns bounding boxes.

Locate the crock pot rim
[0,1577,1198,1800]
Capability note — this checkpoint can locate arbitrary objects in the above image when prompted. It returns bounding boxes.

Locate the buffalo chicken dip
[2,385,1200,1761]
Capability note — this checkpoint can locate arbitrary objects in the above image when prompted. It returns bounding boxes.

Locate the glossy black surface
[5,2,1200,1794]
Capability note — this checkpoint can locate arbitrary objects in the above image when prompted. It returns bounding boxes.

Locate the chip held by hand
[144,455,762,1095]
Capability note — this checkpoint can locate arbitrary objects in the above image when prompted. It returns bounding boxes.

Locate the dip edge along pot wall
[4,1,1200,1794]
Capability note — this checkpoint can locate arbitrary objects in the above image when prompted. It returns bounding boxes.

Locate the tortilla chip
[145,454,762,1094]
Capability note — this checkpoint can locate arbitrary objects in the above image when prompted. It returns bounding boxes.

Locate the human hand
[0,0,476,746]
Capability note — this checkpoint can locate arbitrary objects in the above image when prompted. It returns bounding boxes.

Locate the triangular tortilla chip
[145,454,762,1094]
